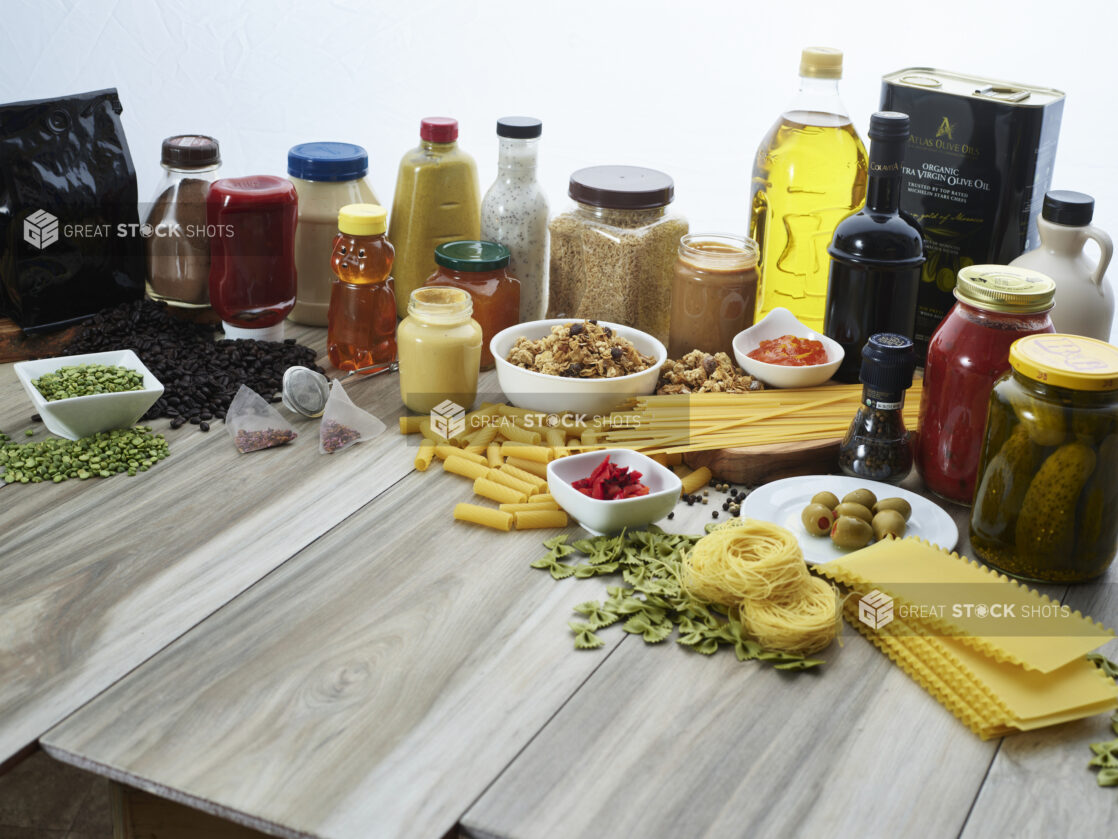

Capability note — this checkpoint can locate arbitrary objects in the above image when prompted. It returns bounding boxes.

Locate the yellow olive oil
[750,110,868,331]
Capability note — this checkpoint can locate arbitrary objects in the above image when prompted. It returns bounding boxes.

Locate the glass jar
[389,117,481,319]
[207,175,298,341]
[548,166,687,344]
[669,233,758,357]
[970,334,1118,583]
[327,204,397,373]
[481,117,549,323]
[916,265,1056,504]
[423,241,519,369]
[145,135,221,307]
[288,142,379,326]
[838,333,916,483]
[398,286,483,414]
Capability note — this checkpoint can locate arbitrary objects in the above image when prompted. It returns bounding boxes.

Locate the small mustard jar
[970,333,1118,582]
[397,286,483,415]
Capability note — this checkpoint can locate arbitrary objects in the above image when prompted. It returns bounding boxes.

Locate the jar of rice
[547,166,687,343]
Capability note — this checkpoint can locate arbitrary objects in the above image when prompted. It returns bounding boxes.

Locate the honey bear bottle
[327,204,397,373]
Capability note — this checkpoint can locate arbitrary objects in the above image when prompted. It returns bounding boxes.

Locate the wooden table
[2,331,1115,838]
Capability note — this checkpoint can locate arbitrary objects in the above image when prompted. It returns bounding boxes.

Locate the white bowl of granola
[491,319,666,416]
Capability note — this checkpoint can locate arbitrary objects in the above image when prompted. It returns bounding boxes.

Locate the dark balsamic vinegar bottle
[824,112,924,383]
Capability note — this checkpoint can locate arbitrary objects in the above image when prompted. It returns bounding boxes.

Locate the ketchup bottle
[327,204,397,372]
[207,175,298,340]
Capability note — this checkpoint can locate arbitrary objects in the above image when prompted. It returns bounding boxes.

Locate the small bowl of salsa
[732,308,844,388]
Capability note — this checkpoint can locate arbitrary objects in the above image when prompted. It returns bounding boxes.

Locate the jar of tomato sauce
[915,265,1055,504]
[423,240,520,369]
[208,175,298,341]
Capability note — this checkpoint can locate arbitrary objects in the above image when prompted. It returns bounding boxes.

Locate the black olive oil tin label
[880,69,1064,362]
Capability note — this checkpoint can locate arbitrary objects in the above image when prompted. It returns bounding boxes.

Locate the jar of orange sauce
[423,241,520,368]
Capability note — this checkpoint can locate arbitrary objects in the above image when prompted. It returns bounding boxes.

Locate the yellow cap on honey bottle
[800,47,843,79]
[1009,333,1118,391]
[338,204,387,236]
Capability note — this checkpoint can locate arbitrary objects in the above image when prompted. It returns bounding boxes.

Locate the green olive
[834,502,873,523]
[810,491,840,510]
[872,510,907,540]
[801,503,835,536]
[842,488,878,509]
[831,516,874,549]
[873,497,912,521]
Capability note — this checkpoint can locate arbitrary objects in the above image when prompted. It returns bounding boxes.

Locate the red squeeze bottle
[207,175,298,340]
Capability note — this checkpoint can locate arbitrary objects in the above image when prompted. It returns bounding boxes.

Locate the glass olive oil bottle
[750,47,868,332]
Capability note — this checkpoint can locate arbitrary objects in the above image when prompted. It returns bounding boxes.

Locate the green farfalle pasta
[530,526,823,670]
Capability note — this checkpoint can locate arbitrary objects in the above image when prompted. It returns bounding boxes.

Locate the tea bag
[225,384,298,453]
[319,380,386,454]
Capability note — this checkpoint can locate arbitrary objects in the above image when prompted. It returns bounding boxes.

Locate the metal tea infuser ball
[281,362,398,418]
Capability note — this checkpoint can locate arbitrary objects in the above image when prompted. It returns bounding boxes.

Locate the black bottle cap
[860,333,915,392]
[497,116,542,139]
[868,111,910,142]
[1042,190,1094,227]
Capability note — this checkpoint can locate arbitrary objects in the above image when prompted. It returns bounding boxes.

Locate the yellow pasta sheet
[820,538,1113,673]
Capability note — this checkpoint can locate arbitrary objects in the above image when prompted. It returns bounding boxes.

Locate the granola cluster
[656,350,762,394]
[506,320,656,378]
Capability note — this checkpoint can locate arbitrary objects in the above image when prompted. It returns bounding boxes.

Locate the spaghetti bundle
[597,381,922,455]
[682,519,838,655]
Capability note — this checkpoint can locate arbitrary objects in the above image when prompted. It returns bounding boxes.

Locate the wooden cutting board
[0,317,80,364]
[684,438,840,485]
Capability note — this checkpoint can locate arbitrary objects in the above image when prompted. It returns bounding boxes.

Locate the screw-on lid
[338,204,387,236]
[869,111,910,142]
[860,333,915,392]
[287,142,369,181]
[434,240,510,272]
[497,116,542,139]
[420,117,458,143]
[568,165,674,210]
[800,47,843,79]
[955,265,1056,314]
[161,135,220,168]
[1009,334,1118,391]
[1042,190,1094,227]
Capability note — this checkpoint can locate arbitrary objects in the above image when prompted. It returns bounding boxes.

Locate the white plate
[740,475,958,565]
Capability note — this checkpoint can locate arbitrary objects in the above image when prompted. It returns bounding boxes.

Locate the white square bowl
[13,350,164,440]
[732,307,844,388]
[548,448,682,535]
[490,319,666,416]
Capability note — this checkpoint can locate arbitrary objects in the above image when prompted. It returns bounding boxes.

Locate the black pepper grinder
[838,333,915,483]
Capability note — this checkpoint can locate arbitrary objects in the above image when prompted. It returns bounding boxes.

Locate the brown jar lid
[568,165,674,210]
[161,135,220,168]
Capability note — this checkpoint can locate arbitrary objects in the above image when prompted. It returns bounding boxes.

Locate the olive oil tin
[880,69,1065,362]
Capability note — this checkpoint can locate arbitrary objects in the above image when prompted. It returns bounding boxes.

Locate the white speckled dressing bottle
[481,117,549,322]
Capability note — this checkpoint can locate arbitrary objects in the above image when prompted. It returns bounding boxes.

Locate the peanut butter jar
[668,233,758,358]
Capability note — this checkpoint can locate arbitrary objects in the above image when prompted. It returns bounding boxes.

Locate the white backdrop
[3,0,1116,339]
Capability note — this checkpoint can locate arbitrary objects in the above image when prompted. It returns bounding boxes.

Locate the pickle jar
[547,166,688,344]
[970,334,1118,583]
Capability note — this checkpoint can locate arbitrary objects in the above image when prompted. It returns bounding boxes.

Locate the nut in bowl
[548,448,682,535]
[490,318,666,416]
[13,350,164,440]
[733,307,844,388]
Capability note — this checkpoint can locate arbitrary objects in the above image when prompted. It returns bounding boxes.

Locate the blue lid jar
[287,142,369,182]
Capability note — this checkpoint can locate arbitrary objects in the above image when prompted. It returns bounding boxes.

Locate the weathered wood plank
[958,579,1118,839]
[42,463,640,839]
[462,496,1097,839]
[0,325,419,770]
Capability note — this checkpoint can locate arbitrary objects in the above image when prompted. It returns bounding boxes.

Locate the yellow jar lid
[955,265,1056,313]
[800,47,843,79]
[338,203,386,236]
[1009,333,1118,391]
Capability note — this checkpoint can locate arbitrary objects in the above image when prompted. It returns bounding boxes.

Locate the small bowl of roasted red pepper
[548,449,682,535]
[732,307,844,388]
